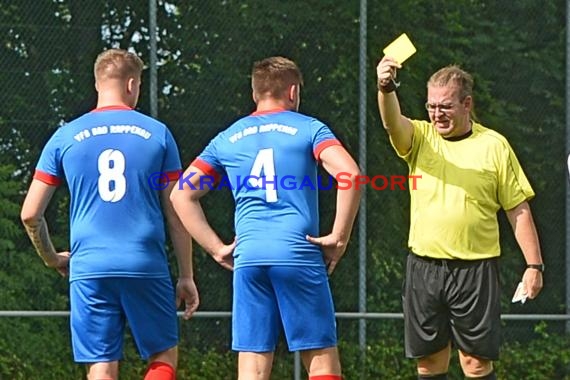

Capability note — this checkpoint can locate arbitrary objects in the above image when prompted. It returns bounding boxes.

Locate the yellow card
[382,33,417,64]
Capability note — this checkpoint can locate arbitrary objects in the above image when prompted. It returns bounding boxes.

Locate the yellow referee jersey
[393,120,535,260]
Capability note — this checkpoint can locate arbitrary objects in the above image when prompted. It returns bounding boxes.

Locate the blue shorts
[70,277,178,362]
[232,265,337,352]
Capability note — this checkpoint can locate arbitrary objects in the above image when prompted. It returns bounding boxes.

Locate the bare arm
[20,179,69,276]
[161,181,199,318]
[505,201,543,299]
[170,166,235,270]
[161,181,194,278]
[376,56,414,155]
[307,145,362,274]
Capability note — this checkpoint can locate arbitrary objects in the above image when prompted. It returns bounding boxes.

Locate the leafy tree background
[0,0,567,378]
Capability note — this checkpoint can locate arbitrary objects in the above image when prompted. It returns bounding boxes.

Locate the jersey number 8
[97,149,126,202]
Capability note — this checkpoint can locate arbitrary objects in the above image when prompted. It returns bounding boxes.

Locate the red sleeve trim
[33,170,62,186]
[159,170,183,183]
[314,139,342,160]
[191,158,221,182]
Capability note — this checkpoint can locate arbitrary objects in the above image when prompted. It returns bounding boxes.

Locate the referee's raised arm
[376,56,413,156]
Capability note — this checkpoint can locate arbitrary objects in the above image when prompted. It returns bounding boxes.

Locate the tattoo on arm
[23,217,58,266]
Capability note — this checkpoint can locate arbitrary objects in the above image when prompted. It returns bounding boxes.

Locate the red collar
[92,105,133,112]
[251,108,287,116]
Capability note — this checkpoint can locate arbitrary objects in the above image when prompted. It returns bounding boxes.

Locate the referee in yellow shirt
[376,57,544,380]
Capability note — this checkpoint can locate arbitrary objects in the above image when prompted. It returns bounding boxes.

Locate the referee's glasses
[425,102,457,113]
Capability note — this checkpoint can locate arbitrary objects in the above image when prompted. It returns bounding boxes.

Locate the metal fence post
[294,351,301,380]
[358,0,368,368]
[566,0,570,333]
[149,0,158,118]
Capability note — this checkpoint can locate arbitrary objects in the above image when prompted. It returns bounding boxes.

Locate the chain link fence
[0,1,567,379]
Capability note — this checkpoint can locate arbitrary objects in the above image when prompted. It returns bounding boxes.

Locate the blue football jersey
[193,109,340,269]
[35,106,181,281]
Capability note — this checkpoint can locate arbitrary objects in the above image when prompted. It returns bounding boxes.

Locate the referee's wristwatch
[526,263,545,273]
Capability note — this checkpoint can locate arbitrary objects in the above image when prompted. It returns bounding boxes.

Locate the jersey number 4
[248,148,277,203]
[97,149,126,202]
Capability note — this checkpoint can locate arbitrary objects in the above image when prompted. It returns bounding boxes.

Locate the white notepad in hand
[511,282,528,304]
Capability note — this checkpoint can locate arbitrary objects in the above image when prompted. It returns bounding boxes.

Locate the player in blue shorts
[171,56,361,380]
[20,49,198,380]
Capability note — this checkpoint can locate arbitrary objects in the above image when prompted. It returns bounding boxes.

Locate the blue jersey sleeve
[310,119,341,160]
[162,128,182,173]
[196,133,226,176]
[36,128,64,180]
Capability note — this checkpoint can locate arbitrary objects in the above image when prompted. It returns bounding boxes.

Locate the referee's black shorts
[403,252,501,360]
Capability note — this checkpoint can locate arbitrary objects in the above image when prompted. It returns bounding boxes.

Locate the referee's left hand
[522,267,543,299]
[306,233,348,275]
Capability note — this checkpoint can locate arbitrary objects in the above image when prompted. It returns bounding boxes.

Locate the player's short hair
[427,65,473,101]
[94,49,144,82]
[252,56,303,100]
